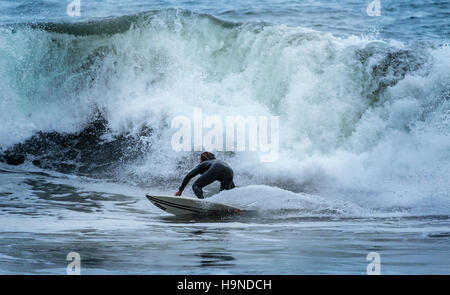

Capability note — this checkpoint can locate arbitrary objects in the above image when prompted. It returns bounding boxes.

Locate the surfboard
[146,194,244,216]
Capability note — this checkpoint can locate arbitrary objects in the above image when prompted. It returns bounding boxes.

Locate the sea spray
[0,10,449,214]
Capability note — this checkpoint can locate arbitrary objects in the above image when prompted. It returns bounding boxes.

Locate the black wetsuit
[179,159,235,199]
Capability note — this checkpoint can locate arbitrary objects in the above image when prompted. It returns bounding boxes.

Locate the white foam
[1,12,449,215]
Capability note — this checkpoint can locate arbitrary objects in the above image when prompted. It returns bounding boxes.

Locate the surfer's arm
[178,165,202,192]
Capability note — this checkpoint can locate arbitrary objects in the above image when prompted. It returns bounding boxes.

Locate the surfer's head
[200,152,215,162]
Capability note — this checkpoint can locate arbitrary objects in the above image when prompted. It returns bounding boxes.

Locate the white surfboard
[146,194,244,216]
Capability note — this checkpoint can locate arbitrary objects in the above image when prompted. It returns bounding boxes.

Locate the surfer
[175,152,235,199]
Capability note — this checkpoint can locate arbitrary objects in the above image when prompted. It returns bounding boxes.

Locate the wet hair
[200,152,216,161]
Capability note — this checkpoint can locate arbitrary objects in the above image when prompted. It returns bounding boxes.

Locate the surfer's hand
[175,190,182,196]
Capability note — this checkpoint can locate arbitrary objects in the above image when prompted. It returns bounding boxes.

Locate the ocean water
[0,0,449,274]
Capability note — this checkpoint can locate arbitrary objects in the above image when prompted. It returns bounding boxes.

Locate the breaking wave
[0,9,449,214]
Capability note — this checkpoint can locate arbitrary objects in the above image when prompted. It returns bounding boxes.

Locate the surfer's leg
[192,183,204,199]
[192,171,217,199]
[220,176,235,191]
[219,166,235,191]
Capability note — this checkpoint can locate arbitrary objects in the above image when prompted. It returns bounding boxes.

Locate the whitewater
[0,1,449,274]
